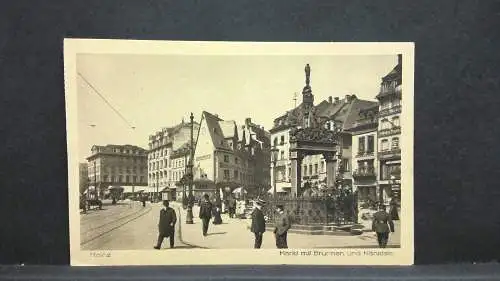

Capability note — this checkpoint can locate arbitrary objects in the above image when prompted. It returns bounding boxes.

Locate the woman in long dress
[213,197,223,224]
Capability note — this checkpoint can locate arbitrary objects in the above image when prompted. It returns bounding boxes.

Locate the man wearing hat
[273,204,291,249]
[371,202,395,248]
[199,194,213,236]
[250,198,266,249]
[154,200,177,249]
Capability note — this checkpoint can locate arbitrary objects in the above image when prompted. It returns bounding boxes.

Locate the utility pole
[293,92,298,108]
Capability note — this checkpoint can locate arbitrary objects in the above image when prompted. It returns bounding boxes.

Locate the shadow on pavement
[206,232,227,236]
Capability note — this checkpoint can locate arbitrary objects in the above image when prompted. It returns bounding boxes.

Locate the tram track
[81,205,152,246]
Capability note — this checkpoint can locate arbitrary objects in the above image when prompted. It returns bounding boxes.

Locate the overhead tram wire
[77,72,135,130]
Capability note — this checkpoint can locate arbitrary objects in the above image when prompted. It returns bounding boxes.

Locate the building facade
[193,111,270,201]
[169,142,190,201]
[347,104,379,204]
[86,144,148,198]
[376,54,402,204]
[269,72,377,195]
[147,120,200,200]
[79,162,89,195]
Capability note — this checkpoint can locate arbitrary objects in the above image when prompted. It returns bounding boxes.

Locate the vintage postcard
[64,39,414,266]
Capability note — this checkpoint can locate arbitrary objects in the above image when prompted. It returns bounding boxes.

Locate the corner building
[86,144,148,198]
[376,55,402,204]
[193,111,270,201]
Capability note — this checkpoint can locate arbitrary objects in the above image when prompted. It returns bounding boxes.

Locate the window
[273,137,278,146]
[341,159,350,172]
[235,157,239,164]
[125,175,129,182]
[280,135,285,145]
[103,175,108,182]
[314,164,318,175]
[309,165,313,175]
[358,136,365,154]
[392,137,400,149]
[120,175,124,182]
[303,165,307,175]
[280,151,285,160]
[224,155,229,163]
[133,176,137,183]
[234,170,239,179]
[223,169,230,180]
[381,139,389,151]
[367,135,375,153]
[381,119,389,130]
[392,116,400,127]
[320,161,325,173]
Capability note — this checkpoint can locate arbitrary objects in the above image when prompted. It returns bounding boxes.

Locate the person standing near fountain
[273,204,291,249]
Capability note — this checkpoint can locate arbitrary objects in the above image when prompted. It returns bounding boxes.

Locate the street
[81,201,400,250]
[81,200,198,250]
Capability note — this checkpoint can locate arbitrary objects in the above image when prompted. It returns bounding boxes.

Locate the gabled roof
[342,99,378,131]
[202,111,228,150]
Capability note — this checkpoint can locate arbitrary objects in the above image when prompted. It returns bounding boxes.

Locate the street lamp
[270,145,279,198]
[185,112,195,224]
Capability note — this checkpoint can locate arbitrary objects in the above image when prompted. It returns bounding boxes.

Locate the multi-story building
[86,144,148,198]
[346,104,379,203]
[147,120,200,200]
[169,142,190,201]
[270,89,377,195]
[376,54,402,204]
[79,163,89,195]
[192,111,270,201]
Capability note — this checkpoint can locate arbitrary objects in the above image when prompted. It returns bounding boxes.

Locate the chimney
[328,96,332,103]
[245,118,251,124]
[398,54,402,66]
[334,97,339,104]
[345,95,349,102]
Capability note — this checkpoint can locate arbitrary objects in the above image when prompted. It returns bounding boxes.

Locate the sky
[76,54,397,161]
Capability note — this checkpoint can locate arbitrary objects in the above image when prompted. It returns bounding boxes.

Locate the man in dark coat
[273,204,291,249]
[371,203,395,248]
[228,196,236,218]
[250,199,266,249]
[199,194,213,236]
[154,200,177,249]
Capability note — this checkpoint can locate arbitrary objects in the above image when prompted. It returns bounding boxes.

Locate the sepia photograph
[64,40,414,265]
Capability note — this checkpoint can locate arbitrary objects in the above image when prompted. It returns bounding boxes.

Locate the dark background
[0,0,499,266]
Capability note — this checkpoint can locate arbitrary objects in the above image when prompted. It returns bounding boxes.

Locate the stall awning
[112,186,145,193]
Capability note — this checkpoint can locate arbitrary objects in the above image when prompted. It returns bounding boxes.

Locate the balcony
[378,148,401,160]
[378,105,402,118]
[352,167,376,179]
[378,126,401,137]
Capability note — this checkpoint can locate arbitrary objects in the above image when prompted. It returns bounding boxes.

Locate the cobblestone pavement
[177,204,401,249]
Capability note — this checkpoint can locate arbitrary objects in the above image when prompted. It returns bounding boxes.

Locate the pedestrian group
[154,194,397,249]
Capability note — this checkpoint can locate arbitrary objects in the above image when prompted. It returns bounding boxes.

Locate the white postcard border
[64,39,415,266]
